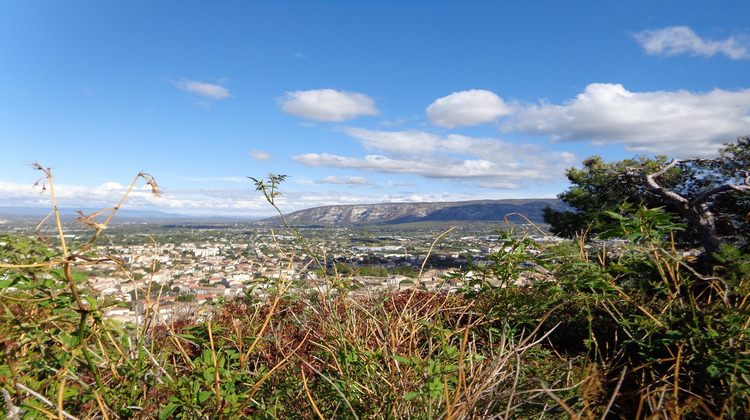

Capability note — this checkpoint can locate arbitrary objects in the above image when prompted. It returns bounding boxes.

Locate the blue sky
[2,1,749,218]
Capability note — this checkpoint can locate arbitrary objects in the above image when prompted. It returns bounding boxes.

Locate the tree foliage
[544,137,750,255]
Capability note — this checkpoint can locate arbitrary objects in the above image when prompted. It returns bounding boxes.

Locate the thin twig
[601,367,627,420]
[538,382,577,418]
[294,351,360,420]
[15,383,80,420]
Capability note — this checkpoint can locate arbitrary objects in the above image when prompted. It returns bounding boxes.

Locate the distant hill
[0,206,186,220]
[0,207,256,224]
[257,199,567,227]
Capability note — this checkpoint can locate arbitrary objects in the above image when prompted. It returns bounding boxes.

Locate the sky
[1,1,749,218]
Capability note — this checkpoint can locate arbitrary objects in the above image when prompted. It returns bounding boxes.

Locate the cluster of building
[67,227,557,324]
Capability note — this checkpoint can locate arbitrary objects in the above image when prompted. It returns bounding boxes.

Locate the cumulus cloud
[249,150,273,161]
[504,83,750,156]
[278,89,380,122]
[292,129,577,189]
[319,176,372,185]
[426,89,514,128]
[633,26,749,59]
[174,80,233,99]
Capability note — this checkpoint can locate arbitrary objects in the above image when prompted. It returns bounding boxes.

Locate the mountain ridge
[257,199,567,226]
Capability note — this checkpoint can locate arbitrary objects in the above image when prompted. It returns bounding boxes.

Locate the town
[1,218,559,323]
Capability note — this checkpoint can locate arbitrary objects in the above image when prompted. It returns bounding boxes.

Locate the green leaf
[706,365,722,378]
[159,403,180,419]
[601,210,626,220]
[198,391,212,403]
[203,367,215,383]
[84,295,99,308]
[404,391,421,401]
[390,355,411,364]
[58,333,80,347]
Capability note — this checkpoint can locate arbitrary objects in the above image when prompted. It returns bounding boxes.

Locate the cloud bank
[319,176,372,185]
[633,26,749,59]
[294,129,577,189]
[414,85,750,156]
[505,83,750,156]
[278,89,380,121]
[0,181,165,211]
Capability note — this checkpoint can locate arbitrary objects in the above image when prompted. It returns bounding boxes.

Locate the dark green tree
[544,137,750,256]
[177,294,195,302]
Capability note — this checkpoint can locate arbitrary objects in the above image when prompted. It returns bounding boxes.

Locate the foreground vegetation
[1,161,749,419]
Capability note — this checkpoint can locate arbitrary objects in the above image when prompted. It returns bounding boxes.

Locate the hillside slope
[258,199,567,226]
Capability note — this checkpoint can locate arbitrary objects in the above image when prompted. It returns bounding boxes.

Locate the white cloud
[426,89,515,128]
[278,89,380,122]
[0,181,47,200]
[0,180,162,210]
[505,83,750,156]
[249,150,273,161]
[319,176,372,185]
[341,127,572,167]
[342,127,443,155]
[0,177,383,218]
[292,127,577,190]
[633,26,749,59]
[293,153,560,189]
[174,80,233,99]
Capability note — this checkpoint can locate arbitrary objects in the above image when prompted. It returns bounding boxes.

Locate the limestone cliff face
[258,199,566,226]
